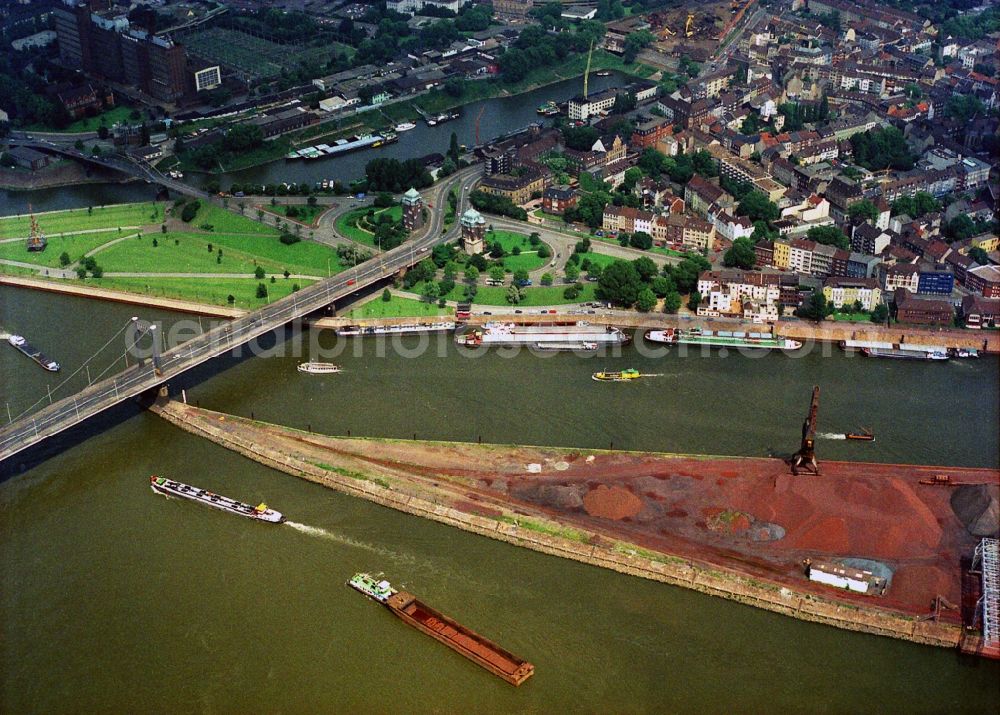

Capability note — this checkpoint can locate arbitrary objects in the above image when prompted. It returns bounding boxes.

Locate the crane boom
[584,40,593,99]
[791,386,820,475]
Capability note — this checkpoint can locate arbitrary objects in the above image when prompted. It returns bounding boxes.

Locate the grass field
[0,203,163,239]
[334,206,403,247]
[346,295,453,318]
[90,276,314,310]
[0,230,130,268]
[573,252,618,270]
[417,281,598,306]
[95,232,343,277]
[188,203,279,235]
[65,107,138,133]
[264,204,326,226]
[486,230,549,272]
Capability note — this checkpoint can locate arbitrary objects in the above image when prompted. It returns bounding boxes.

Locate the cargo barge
[841,340,949,360]
[7,334,60,371]
[348,573,534,686]
[645,328,801,350]
[149,476,284,523]
[459,321,628,347]
[336,321,456,336]
[285,132,396,160]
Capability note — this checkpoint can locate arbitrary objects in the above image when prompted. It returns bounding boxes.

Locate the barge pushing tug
[459,321,628,347]
[349,573,535,686]
[7,334,60,371]
[149,476,284,523]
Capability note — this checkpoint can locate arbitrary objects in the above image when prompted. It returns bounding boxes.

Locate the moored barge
[349,573,534,686]
[459,321,627,347]
[645,328,801,350]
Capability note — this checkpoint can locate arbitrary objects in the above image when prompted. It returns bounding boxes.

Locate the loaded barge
[841,340,949,360]
[149,476,284,523]
[7,334,60,371]
[349,573,534,686]
[646,328,801,350]
[459,321,627,347]
[336,321,456,336]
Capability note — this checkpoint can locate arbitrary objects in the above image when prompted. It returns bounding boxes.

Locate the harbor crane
[583,40,594,99]
[791,385,820,475]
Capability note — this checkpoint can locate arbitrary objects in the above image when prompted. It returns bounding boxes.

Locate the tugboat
[845,428,875,441]
[298,362,341,374]
[536,100,560,116]
[8,334,60,371]
[592,368,642,382]
[149,476,285,523]
[349,572,398,603]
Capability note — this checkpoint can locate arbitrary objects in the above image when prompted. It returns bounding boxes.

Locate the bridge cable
[13,319,135,421]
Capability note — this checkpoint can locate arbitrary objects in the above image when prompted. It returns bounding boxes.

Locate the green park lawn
[346,294,453,318]
[573,252,618,270]
[265,204,326,226]
[334,205,403,247]
[0,230,130,268]
[189,202,278,235]
[64,107,138,133]
[0,203,163,239]
[486,230,550,272]
[832,311,872,322]
[94,232,343,277]
[416,281,597,306]
[88,276,313,310]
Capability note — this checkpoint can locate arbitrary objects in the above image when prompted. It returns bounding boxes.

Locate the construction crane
[685,11,695,38]
[25,204,47,252]
[791,386,820,476]
[583,40,594,99]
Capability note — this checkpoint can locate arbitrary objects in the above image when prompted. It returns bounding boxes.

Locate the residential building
[823,277,882,311]
[893,289,953,326]
[960,295,1000,329]
[696,269,782,322]
[541,186,577,215]
[882,263,920,293]
[663,215,715,251]
[916,270,954,296]
[850,223,890,256]
[965,265,1000,298]
[478,169,547,205]
[388,0,469,14]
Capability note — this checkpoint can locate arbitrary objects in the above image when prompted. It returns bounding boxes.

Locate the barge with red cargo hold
[348,573,534,685]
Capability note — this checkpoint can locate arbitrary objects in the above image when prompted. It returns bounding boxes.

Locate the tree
[537,243,551,259]
[381,288,392,302]
[421,282,439,302]
[849,126,914,171]
[736,191,779,223]
[623,30,654,64]
[74,139,84,150]
[629,231,653,250]
[847,199,878,224]
[488,265,505,282]
[870,303,888,324]
[723,237,756,269]
[254,265,266,280]
[632,256,658,282]
[806,225,849,249]
[513,268,529,284]
[650,275,674,297]
[632,286,655,312]
[565,262,580,282]
[541,272,553,286]
[598,260,642,306]
[970,246,989,265]
[464,265,479,283]
[59,251,71,267]
[687,291,701,312]
[227,294,236,305]
[448,131,460,163]
[669,253,710,294]
[505,284,523,304]
[256,283,268,299]
[663,291,682,314]
[945,215,977,241]
[795,290,828,321]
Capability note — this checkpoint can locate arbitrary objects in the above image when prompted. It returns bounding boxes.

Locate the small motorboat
[298,362,342,374]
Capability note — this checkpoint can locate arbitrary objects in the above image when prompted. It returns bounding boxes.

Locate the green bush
[180,201,200,222]
[279,232,301,245]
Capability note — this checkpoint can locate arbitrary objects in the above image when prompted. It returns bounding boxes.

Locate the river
[2,283,998,713]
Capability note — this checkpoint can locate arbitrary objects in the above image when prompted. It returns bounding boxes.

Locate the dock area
[152,399,999,650]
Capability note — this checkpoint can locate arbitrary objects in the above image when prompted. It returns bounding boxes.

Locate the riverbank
[0,162,132,192]
[152,399,995,650]
[0,275,246,317]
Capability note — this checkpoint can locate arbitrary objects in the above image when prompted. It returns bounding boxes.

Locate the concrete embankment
[151,399,966,650]
[0,275,247,318]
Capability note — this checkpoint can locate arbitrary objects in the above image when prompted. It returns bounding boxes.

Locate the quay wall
[152,400,963,650]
